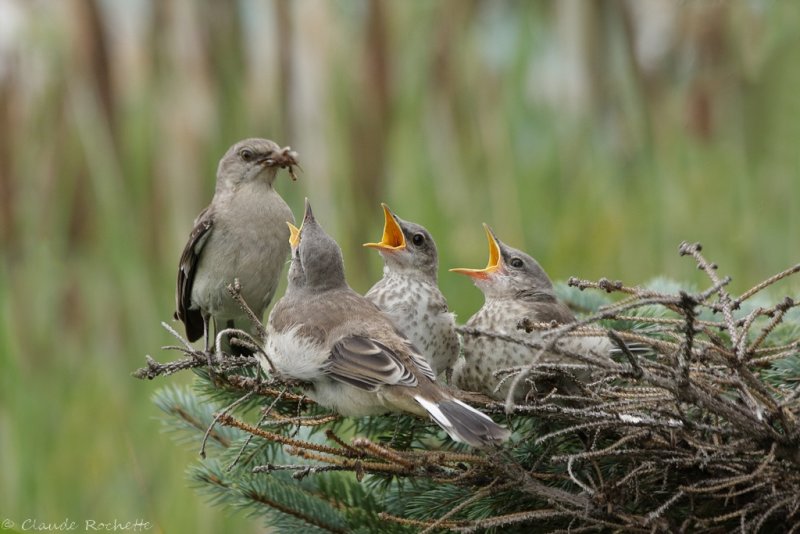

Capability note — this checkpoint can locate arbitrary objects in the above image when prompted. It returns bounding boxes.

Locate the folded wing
[326,335,435,391]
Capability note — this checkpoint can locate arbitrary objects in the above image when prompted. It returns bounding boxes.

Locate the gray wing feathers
[325,336,417,391]
[408,347,436,381]
[393,331,436,381]
[174,206,213,342]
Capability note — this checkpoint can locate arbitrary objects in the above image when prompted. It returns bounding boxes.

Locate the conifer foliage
[136,243,800,532]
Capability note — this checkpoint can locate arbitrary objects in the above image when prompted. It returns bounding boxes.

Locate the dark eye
[240,148,255,162]
[412,233,425,246]
[510,257,524,268]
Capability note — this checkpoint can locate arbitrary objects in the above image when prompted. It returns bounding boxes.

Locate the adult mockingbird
[174,138,298,353]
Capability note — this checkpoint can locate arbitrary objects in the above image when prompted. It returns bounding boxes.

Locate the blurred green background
[1,0,798,532]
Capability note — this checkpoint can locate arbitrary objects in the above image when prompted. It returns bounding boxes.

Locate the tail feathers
[177,308,205,343]
[414,396,510,448]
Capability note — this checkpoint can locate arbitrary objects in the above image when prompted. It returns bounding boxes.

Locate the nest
[137,242,800,533]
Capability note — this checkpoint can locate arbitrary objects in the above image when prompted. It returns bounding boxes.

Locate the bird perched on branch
[363,203,459,380]
[174,138,298,352]
[261,200,509,448]
[451,224,611,402]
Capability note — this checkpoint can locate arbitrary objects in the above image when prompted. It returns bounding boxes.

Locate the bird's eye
[412,233,425,246]
[510,257,524,268]
[240,148,255,162]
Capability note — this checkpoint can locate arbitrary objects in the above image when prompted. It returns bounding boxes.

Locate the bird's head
[289,199,346,291]
[217,138,299,190]
[450,224,554,299]
[363,203,438,279]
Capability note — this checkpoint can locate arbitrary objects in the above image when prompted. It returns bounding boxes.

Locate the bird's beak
[363,203,406,251]
[287,222,301,248]
[450,223,503,279]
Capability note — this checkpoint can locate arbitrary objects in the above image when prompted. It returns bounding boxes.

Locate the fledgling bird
[363,204,460,380]
[451,224,612,402]
[174,138,298,351]
[261,200,510,448]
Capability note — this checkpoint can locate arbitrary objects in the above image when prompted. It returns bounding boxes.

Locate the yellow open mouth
[363,203,406,251]
[287,221,301,248]
[449,223,502,279]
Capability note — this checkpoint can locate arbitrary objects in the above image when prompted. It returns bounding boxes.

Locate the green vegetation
[147,251,800,532]
[1,1,799,532]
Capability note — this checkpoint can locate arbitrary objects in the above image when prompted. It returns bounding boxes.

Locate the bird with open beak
[261,200,510,448]
[363,204,460,381]
[451,224,612,402]
[174,138,299,353]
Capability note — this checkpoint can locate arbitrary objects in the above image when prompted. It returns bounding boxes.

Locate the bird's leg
[207,315,219,385]
[202,311,211,353]
[201,311,219,380]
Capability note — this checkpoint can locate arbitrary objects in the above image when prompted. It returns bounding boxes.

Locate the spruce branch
[200,391,257,459]
[736,263,800,305]
[144,241,800,532]
[227,387,289,471]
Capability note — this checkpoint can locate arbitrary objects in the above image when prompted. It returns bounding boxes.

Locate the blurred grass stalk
[0,0,799,532]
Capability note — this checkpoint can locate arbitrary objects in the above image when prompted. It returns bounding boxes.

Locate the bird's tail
[414,395,510,448]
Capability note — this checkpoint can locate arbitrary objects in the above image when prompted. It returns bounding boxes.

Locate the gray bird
[451,224,612,402]
[363,204,460,380]
[174,138,298,351]
[261,200,510,448]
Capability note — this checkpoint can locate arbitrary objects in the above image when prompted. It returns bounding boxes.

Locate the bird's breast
[264,324,330,381]
[192,187,293,318]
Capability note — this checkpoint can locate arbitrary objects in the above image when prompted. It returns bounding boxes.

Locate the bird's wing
[392,329,437,381]
[532,301,577,324]
[514,291,577,325]
[174,205,214,341]
[326,335,434,392]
